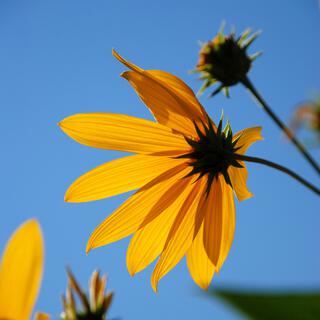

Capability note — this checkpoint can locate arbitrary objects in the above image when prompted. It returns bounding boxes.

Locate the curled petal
[228,162,253,201]
[233,127,263,154]
[113,50,207,137]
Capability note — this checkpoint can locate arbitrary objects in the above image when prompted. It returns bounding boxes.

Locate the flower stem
[234,153,320,196]
[241,76,320,176]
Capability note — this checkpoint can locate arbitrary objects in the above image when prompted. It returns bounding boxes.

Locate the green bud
[195,26,261,97]
[60,268,114,320]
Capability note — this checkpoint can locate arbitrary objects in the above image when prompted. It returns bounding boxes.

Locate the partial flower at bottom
[61,268,113,320]
[0,219,49,320]
[59,50,262,292]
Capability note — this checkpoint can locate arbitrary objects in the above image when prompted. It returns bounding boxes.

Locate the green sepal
[221,170,233,188]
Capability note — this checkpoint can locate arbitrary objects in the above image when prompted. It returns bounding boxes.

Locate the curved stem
[241,76,320,176]
[234,153,320,196]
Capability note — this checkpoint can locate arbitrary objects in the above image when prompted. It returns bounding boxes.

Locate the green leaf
[211,288,320,320]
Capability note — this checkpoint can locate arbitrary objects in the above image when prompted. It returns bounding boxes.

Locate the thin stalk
[234,153,320,196]
[241,76,320,176]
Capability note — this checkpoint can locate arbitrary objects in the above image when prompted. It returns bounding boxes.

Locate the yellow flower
[59,50,262,291]
[0,219,49,320]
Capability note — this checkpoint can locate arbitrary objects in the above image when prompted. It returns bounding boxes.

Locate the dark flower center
[178,117,243,193]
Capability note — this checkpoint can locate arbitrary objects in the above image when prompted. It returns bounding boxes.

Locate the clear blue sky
[0,1,319,319]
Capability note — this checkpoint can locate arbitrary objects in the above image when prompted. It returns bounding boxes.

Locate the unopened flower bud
[195,26,261,97]
[290,96,320,146]
[61,268,114,320]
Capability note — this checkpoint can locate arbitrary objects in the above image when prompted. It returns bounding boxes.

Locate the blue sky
[0,1,319,319]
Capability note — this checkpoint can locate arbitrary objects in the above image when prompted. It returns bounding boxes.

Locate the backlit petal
[228,162,253,201]
[203,176,236,271]
[112,48,143,73]
[65,155,185,203]
[113,50,206,137]
[126,176,192,276]
[86,164,190,253]
[151,178,206,292]
[0,219,44,320]
[148,70,205,116]
[218,179,236,270]
[59,113,190,155]
[186,222,215,290]
[203,178,223,267]
[233,127,263,154]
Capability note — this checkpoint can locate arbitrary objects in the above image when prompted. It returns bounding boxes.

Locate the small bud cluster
[61,268,113,320]
[292,98,320,132]
[290,97,320,146]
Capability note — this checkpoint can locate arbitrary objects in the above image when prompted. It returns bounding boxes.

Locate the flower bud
[61,268,114,320]
[195,27,261,97]
[290,96,320,146]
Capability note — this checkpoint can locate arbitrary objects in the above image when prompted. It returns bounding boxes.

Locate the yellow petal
[86,164,190,253]
[35,312,50,320]
[204,176,236,271]
[113,50,206,137]
[228,162,253,201]
[203,176,236,271]
[147,70,205,116]
[65,155,185,203]
[0,219,44,320]
[151,178,206,292]
[233,127,263,154]
[59,113,190,155]
[126,176,192,276]
[217,179,236,270]
[203,178,223,267]
[186,222,215,290]
[112,48,143,73]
